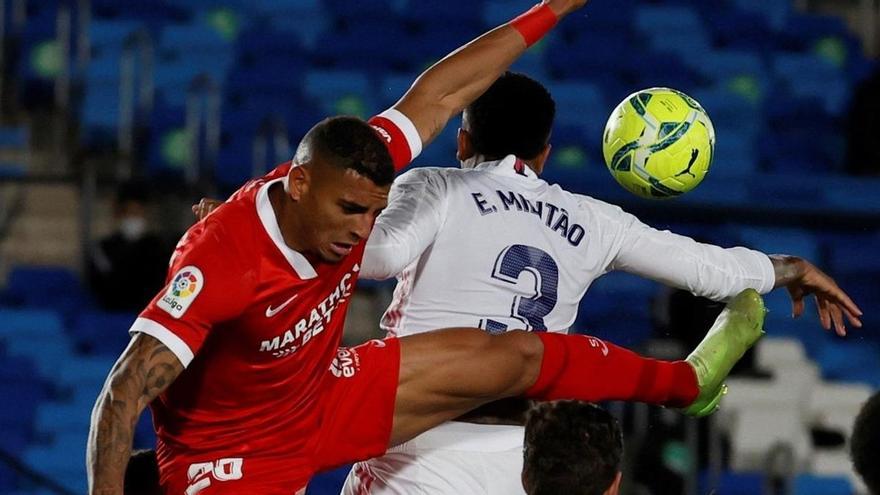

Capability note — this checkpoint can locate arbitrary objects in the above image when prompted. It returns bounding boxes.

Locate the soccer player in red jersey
[87,2,796,494]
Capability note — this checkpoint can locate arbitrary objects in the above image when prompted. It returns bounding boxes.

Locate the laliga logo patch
[158,266,204,319]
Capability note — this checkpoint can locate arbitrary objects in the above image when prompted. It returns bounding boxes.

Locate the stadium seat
[813,341,880,385]
[728,407,812,472]
[807,382,873,436]
[72,310,136,356]
[635,5,702,31]
[792,474,853,495]
[302,69,375,117]
[0,308,64,338]
[545,82,607,138]
[699,470,765,495]
[755,338,808,371]
[0,126,29,149]
[3,267,87,312]
[732,0,791,29]
[35,401,93,434]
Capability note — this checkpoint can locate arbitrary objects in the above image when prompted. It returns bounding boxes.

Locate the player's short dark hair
[125,449,160,495]
[464,71,555,161]
[852,392,880,494]
[523,401,623,495]
[297,116,394,186]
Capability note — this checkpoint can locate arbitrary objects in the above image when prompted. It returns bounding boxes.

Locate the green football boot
[682,288,767,417]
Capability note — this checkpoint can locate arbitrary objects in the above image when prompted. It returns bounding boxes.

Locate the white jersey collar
[256,176,319,280]
[473,154,539,180]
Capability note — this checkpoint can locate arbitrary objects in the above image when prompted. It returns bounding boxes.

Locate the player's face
[301,165,389,263]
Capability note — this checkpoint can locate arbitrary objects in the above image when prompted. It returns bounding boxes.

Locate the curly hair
[852,391,880,494]
[523,401,623,495]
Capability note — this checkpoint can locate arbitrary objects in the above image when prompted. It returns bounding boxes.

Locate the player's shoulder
[182,190,261,253]
[546,184,631,222]
[395,166,468,191]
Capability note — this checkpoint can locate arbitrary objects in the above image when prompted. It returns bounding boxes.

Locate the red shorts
[158,338,401,494]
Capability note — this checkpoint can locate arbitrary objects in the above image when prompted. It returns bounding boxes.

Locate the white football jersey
[362,155,775,337]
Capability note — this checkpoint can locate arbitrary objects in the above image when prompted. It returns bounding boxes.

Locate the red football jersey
[129,111,420,477]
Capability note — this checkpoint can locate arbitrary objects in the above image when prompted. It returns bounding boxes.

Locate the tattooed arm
[769,254,862,335]
[87,334,184,495]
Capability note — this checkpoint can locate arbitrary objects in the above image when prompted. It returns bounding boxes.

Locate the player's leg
[391,288,767,445]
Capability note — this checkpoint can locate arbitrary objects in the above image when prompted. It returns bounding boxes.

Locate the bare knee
[494,330,543,394]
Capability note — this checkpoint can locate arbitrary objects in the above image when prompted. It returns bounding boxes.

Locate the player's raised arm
[391,0,587,147]
[88,334,183,495]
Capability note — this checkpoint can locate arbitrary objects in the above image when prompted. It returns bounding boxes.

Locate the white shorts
[340,421,526,495]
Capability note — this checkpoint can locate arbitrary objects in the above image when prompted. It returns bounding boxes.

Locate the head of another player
[459,71,556,174]
[522,401,623,495]
[286,116,394,263]
[852,391,880,494]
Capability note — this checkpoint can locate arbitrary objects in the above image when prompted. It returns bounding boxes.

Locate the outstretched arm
[770,255,862,336]
[87,334,184,495]
[590,200,862,334]
[392,0,587,146]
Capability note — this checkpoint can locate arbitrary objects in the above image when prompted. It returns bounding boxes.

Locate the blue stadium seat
[260,0,328,48]
[323,0,396,21]
[733,227,820,270]
[235,29,306,68]
[411,124,457,168]
[3,266,90,321]
[710,132,758,177]
[400,0,486,32]
[312,22,412,72]
[793,473,853,494]
[686,50,767,87]
[302,69,375,117]
[80,55,123,143]
[377,73,414,109]
[635,5,705,37]
[707,9,776,52]
[827,236,880,274]
[0,309,64,338]
[160,24,231,54]
[88,19,143,56]
[692,87,763,139]
[53,356,116,389]
[72,310,136,356]
[731,0,790,30]
[35,401,93,434]
[545,82,606,138]
[813,341,880,383]
[773,53,841,85]
[0,126,29,148]
[700,470,765,495]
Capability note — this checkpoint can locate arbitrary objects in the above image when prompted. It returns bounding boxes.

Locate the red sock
[525,333,699,408]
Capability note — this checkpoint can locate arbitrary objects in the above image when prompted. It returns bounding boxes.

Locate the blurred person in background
[87,181,170,312]
[522,401,623,495]
[851,391,880,494]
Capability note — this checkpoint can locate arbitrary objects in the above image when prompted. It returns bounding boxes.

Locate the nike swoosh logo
[265,295,298,317]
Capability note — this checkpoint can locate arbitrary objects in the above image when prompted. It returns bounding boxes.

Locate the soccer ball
[602,87,715,199]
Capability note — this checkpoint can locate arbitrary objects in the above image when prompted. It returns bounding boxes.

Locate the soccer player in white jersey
[337,72,862,494]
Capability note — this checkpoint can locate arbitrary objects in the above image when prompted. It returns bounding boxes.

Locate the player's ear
[286,165,310,201]
[456,128,475,161]
[532,143,552,175]
[605,471,622,495]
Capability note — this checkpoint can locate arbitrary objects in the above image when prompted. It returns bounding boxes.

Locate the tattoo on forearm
[88,335,183,495]
[770,255,805,288]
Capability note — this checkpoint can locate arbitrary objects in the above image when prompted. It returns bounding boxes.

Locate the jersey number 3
[480,244,559,333]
